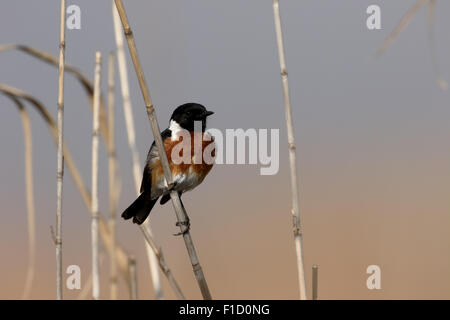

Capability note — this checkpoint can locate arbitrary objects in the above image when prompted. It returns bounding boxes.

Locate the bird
[121,103,215,229]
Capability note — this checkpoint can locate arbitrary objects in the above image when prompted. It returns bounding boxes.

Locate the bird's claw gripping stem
[174,218,190,236]
[165,181,178,194]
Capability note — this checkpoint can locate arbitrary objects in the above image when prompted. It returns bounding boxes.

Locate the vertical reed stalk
[1,86,183,300]
[272,0,307,300]
[112,3,143,191]
[77,252,105,300]
[91,51,102,300]
[20,104,35,300]
[312,264,318,300]
[107,52,119,300]
[0,84,132,284]
[55,0,66,300]
[112,3,163,299]
[113,0,211,299]
[128,256,138,300]
[7,95,36,299]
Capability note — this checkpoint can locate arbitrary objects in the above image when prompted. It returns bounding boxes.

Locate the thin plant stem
[0,44,111,151]
[55,0,66,300]
[91,52,102,300]
[426,0,448,90]
[375,0,429,57]
[0,84,130,282]
[107,52,119,300]
[0,84,183,298]
[312,264,318,300]
[77,252,105,300]
[272,0,307,300]
[6,95,36,299]
[114,0,211,299]
[140,226,185,299]
[19,104,35,300]
[112,3,163,299]
[111,5,142,192]
[128,256,138,300]
[374,0,446,89]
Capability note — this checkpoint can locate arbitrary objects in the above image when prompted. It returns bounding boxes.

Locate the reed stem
[128,256,138,300]
[113,0,211,299]
[112,3,163,299]
[91,51,102,300]
[272,0,307,300]
[0,83,131,285]
[56,0,66,300]
[5,95,36,299]
[107,52,119,300]
[312,264,318,300]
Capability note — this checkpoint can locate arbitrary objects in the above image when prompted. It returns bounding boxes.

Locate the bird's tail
[121,191,158,225]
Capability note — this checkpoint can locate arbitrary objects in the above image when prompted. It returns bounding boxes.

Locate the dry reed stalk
[113,0,211,299]
[272,0,307,300]
[375,0,429,57]
[91,52,102,300]
[0,44,111,147]
[139,225,185,299]
[0,84,182,298]
[5,95,36,299]
[112,3,163,299]
[77,252,105,300]
[426,0,448,90]
[0,85,89,207]
[141,226,163,297]
[312,264,318,300]
[18,103,35,300]
[55,0,66,300]
[375,0,447,89]
[0,49,133,286]
[18,101,35,300]
[111,5,142,193]
[128,256,138,300]
[0,84,130,281]
[107,52,119,300]
[1,90,127,299]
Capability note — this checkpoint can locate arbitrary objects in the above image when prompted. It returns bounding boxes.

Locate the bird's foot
[166,181,178,193]
[174,218,190,236]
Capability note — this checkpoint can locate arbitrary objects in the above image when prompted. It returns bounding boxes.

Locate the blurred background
[1,0,450,299]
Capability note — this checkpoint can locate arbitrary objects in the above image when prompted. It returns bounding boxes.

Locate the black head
[170,103,214,132]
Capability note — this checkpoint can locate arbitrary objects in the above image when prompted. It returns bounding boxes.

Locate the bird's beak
[204,110,214,117]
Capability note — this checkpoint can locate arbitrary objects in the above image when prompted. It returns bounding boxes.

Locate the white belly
[151,166,200,199]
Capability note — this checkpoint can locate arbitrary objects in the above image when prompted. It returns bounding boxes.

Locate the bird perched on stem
[121,103,215,229]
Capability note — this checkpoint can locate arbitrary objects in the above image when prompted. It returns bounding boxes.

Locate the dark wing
[140,128,172,193]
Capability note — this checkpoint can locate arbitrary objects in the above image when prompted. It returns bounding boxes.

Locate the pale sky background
[1,0,450,299]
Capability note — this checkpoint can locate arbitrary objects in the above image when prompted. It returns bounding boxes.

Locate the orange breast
[150,132,215,183]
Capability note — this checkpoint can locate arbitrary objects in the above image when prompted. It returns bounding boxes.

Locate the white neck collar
[169,120,183,140]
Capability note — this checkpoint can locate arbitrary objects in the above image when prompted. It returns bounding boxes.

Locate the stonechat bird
[121,103,215,225]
